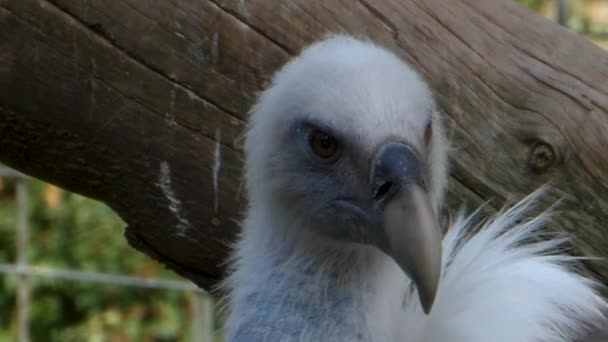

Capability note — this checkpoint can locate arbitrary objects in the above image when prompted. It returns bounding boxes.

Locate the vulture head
[244,35,446,312]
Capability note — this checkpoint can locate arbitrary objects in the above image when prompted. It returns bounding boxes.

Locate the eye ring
[308,129,339,160]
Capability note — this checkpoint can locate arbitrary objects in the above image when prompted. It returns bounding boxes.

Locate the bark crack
[207,0,294,56]
[467,1,608,100]
[118,0,267,95]
[4,4,240,154]
[357,0,399,41]
[450,172,500,210]
[43,0,245,124]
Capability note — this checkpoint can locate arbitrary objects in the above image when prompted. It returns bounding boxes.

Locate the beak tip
[412,264,440,315]
[419,289,437,315]
[422,304,432,315]
[419,257,441,315]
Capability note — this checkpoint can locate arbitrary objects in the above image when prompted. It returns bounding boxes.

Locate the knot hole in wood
[526,140,556,174]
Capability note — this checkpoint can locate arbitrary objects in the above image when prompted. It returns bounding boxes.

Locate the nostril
[374,181,393,200]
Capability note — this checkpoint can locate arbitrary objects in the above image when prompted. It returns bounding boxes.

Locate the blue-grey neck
[225,208,386,341]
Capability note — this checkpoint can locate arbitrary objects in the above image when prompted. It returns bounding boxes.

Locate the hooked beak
[371,143,442,314]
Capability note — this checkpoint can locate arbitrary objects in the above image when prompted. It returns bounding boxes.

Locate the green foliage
[518,0,551,10]
[0,179,214,341]
[517,0,608,50]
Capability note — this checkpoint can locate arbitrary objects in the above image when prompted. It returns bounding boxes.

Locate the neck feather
[224,205,402,341]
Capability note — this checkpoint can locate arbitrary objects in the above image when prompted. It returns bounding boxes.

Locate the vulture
[223,35,607,341]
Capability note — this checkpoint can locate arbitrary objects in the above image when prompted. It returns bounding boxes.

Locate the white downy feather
[394,189,607,342]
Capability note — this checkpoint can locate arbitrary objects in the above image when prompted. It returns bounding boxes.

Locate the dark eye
[424,121,433,144]
[309,130,339,159]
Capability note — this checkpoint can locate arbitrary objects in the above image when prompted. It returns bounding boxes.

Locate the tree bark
[1,0,608,290]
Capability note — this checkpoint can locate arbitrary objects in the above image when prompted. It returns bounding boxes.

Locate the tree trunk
[1,0,608,290]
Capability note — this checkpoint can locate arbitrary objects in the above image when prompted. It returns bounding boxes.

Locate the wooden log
[1,0,608,290]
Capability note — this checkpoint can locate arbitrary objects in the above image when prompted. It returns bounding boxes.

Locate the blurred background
[0,170,223,341]
[0,0,607,341]
[522,0,608,48]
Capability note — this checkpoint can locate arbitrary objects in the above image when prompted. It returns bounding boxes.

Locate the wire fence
[0,168,217,341]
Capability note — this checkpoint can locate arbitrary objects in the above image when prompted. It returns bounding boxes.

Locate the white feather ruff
[395,189,607,342]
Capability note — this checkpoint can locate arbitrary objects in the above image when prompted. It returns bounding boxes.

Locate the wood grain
[1,0,608,290]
